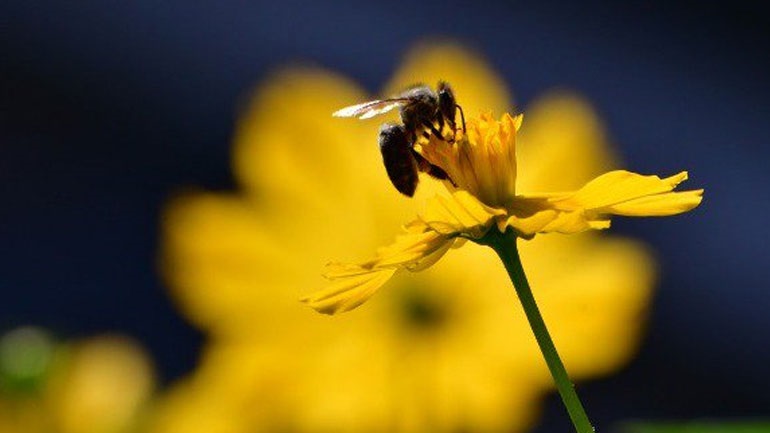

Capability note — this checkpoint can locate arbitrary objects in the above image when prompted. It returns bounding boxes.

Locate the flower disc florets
[417,112,522,208]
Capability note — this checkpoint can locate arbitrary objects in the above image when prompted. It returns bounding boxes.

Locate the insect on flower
[333,81,466,197]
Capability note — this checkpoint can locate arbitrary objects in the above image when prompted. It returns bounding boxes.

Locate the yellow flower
[154,42,679,433]
[0,328,155,433]
[302,112,702,314]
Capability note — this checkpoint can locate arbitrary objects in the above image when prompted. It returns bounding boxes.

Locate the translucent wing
[333,98,408,119]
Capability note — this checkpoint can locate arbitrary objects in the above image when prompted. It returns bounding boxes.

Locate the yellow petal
[376,230,454,270]
[302,224,455,314]
[519,235,656,377]
[517,92,617,192]
[301,268,397,315]
[501,204,610,238]
[161,192,302,333]
[419,190,505,238]
[604,189,705,216]
[498,207,561,237]
[553,170,704,215]
[233,69,419,230]
[505,170,702,236]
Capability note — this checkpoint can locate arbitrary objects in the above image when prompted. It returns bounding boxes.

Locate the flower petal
[518,235,656,376]
[300,268,397,315]
[517,92,617,192]
[419,190,505,238]
[501,201,610,238]
[162,192,302,333]
[552,170,704,216]
[302,223,455,314]
[233,69,412,222]
[506,170,702,236]
[375,228,454,270]
[604,189,705,216]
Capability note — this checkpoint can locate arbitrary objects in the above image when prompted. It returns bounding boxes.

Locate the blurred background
[2,1,769,432]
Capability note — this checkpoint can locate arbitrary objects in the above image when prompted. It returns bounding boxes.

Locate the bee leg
[437,81,459,140]
[456,104,466,132]
[444,114,456,133]
[379,123,419,197]
[422,119,448,142]
[411,148,456,186]
[435,114,456,144]
[444,115,457,144]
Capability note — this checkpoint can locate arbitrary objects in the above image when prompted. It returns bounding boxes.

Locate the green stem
[479,229,594,433]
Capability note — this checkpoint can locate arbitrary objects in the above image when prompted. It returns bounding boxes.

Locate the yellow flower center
[391,281,450,332]
[418,112,522,208]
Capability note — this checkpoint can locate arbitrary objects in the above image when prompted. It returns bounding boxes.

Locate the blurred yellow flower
[154,43,667,433]
[0,327,155,433]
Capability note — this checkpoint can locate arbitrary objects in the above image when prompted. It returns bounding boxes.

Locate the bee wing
[333,98,408,119]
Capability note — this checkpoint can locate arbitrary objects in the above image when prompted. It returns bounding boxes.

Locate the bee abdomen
[378,123,419,197]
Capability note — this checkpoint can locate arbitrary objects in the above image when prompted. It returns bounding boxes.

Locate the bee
[333,81,466,197]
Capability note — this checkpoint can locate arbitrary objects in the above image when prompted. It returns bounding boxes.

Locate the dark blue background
[2,1,769,431]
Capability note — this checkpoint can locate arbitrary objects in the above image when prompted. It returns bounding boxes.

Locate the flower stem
[480,229,594,433]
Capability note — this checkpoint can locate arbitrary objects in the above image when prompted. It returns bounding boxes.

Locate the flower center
[392,283,449,331]
[417,113,521,209]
